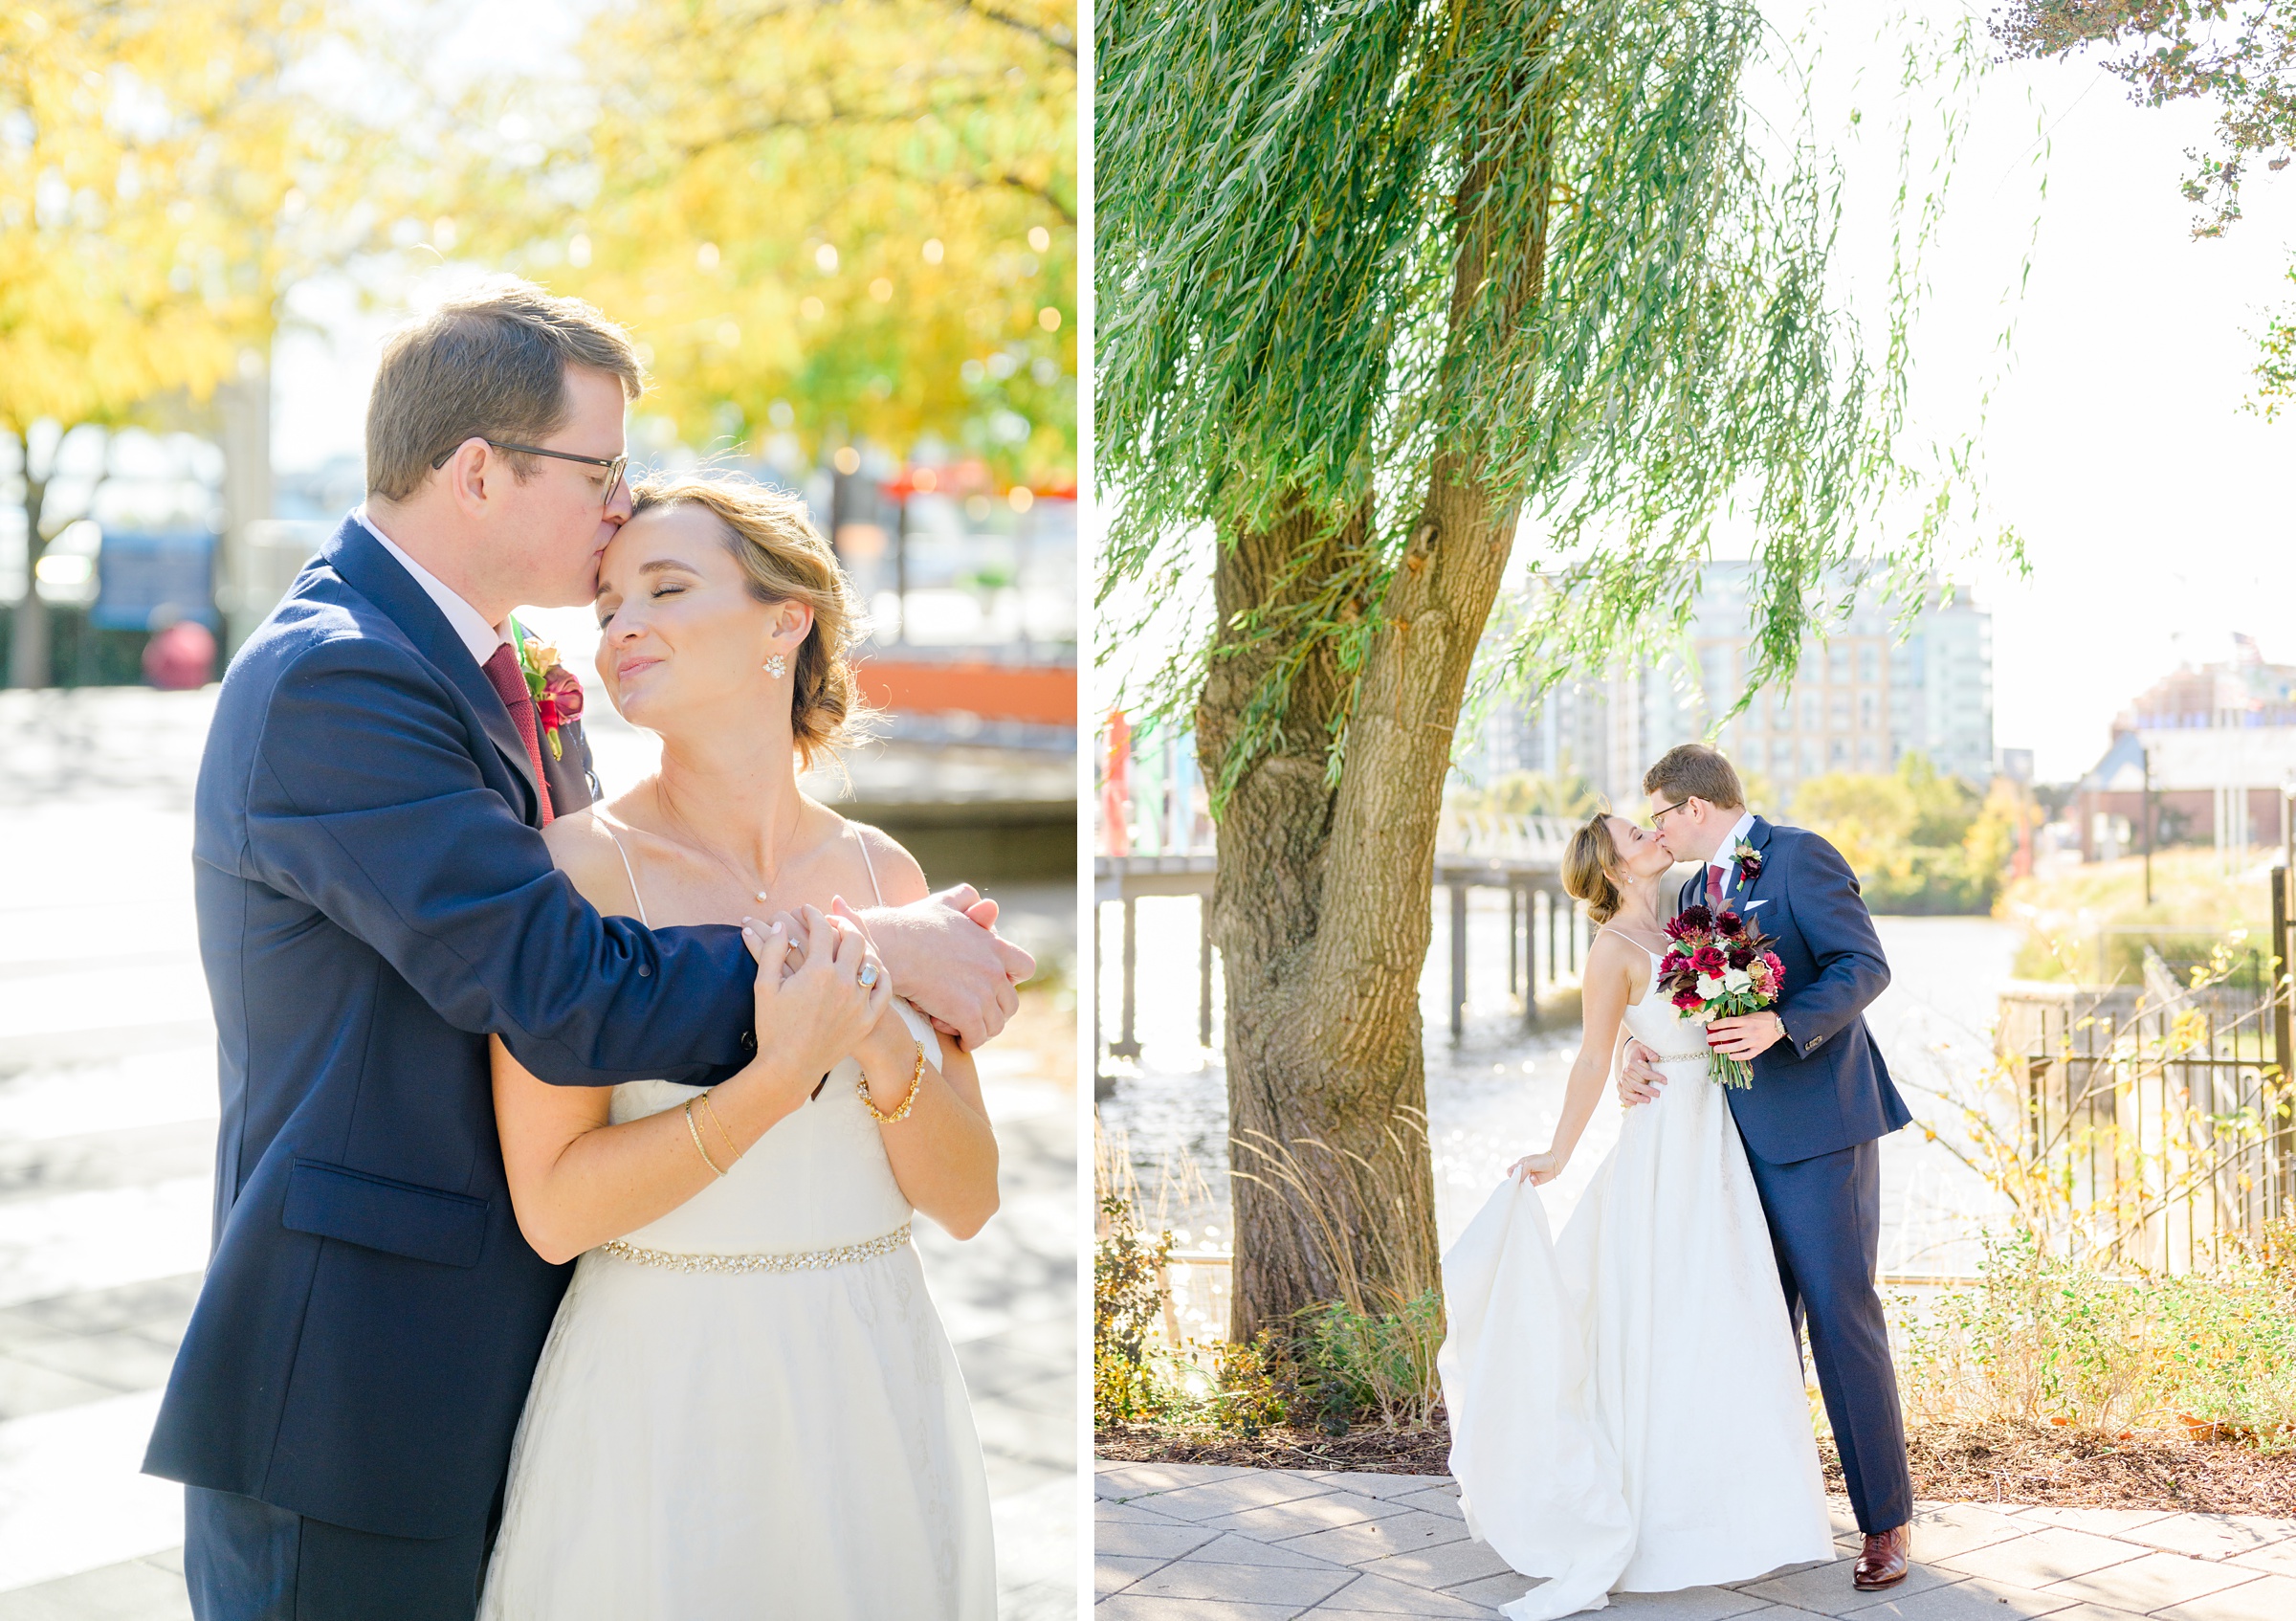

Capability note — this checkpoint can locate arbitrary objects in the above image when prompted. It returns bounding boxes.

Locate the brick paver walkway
[1095,1461,2296,1621]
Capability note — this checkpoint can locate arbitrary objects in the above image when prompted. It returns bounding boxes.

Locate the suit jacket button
[637,963,652,977]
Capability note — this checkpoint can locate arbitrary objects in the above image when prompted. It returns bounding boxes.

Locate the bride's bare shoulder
[839,814,929,907]
[1583,926,1644,970]
[538,805,645,915]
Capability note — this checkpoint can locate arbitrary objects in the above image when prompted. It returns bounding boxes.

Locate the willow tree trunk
[1206,55,1555,1340]
[8,430,51,691]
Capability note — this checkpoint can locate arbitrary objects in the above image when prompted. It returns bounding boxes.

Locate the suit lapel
[1728,815,1777,911]
[322,517,546,826]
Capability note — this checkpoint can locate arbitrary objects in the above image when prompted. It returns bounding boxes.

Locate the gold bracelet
[695,1091,741,1166]
[683,1098,726,1176]
[855,1040,925,1124]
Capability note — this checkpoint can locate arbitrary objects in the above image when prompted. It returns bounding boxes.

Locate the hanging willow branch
[1097,0,2001,807]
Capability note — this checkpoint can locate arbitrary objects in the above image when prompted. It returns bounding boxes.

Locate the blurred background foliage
[440,0,1077,480]
[1789,753,2023,915]
[1,0,1077,483]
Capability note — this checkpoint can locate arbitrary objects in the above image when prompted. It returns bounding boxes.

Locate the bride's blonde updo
[627,472,876,768]
[1562,811,1626,923]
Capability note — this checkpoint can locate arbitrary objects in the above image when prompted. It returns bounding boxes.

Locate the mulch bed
[1099,1415,2296,1514]
[1096,1421,1453,1476]
[1874,1419,2296,1517]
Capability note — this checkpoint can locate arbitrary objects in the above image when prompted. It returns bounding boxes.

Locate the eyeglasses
[431,438,629,509]
[1645,798,1689,830]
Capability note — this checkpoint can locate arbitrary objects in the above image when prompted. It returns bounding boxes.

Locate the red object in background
[1102,709,1132,858]
[144,621,216,690]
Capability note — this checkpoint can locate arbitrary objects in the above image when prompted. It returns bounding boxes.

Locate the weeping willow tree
[1098,0,1979,1337]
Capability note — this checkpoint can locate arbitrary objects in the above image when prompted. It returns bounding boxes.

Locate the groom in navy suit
[144,281,1032,1620]
[1621,744,1915,1590]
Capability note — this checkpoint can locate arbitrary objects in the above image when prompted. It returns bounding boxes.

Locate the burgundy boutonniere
[1733,840,1762,889]
[514,626,583,761]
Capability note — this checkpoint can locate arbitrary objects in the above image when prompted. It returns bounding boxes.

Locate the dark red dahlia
[1674,903,1713,933]
[1715,910,1745,938]
[1727,944,1755,969]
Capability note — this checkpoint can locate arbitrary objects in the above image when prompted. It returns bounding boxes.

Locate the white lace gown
[477,997,996,1620]
[1439,943,1833,1619]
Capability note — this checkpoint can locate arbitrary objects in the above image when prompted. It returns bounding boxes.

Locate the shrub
[1895,1230,2296,1444]
[1093,1194,1178,1427]
[1292,1291,1446,1431]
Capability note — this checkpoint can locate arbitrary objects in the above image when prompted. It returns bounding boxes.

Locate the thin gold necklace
[658,788,803,905]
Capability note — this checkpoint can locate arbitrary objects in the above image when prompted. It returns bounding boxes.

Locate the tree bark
[1199,498,1416,1339]
[8,428,52,691]
[1205,30,1557,1340]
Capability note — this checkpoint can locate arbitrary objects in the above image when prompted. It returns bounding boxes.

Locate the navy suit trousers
[185,1487,494,1621]
[1741,1139,1913,1534]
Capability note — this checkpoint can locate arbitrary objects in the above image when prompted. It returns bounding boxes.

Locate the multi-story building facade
[1458,564,1996,807]
[2070,638,2296,859]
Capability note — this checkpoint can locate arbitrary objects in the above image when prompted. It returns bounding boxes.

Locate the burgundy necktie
[481,642,555,827]
[1706,864,1724,908]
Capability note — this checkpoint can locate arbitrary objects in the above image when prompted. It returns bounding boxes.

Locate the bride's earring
[764,654,787,679]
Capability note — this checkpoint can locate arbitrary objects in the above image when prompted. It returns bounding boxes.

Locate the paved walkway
[0,689,1077,1620]
[1095,1461,2296,1620]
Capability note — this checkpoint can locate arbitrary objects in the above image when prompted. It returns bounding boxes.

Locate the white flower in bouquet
[1722,966,1753,994]
[1696,973,1726,999]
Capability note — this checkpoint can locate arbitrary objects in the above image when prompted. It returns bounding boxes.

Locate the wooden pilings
[1095,853,1577,1087]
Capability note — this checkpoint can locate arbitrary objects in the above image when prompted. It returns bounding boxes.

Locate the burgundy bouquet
[1656,904,1785,1089]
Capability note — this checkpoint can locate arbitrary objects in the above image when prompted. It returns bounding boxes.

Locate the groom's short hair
[1644,744,1745,810]
[365,279,644,501]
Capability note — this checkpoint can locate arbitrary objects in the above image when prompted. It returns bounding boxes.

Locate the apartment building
[1460,563,1995,806]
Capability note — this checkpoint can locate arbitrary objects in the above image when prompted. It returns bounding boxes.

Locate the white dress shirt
[354,507,514,668]
[1709,808,1757,899]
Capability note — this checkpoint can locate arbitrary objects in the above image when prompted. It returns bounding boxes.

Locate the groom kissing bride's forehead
[144,278,1031,1620]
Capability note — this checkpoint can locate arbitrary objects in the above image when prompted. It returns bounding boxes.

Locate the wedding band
[857,960,881,989]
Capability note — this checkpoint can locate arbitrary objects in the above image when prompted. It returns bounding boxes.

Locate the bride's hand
[1509,1149,1566,1187]
[740,904,892,1086]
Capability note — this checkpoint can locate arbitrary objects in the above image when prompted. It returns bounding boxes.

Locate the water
[1096,895,2018,1282]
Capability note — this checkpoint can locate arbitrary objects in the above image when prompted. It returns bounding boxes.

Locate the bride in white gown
[1440,810,1832,1620]
[475,476,999,1619]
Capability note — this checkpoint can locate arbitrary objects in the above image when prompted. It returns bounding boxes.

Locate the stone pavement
[1093,1461,2296,1621]
[0,688,1078,1620]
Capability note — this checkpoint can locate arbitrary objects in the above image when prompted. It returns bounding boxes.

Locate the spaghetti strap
[600,822,651,927]
[851,823,884,907]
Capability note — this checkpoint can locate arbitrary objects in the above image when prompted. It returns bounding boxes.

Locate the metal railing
[2008,941,2293,1275]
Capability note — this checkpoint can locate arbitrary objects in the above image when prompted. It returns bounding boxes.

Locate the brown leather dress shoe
[1853,1524,1910,1590]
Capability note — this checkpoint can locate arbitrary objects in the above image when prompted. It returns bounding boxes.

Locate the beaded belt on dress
[596,1220,912,1275]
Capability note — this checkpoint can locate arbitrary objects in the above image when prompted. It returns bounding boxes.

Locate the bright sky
[1827,6,2296,781]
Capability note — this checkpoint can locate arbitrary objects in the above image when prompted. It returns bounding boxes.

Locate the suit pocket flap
[282,1160,488,1269]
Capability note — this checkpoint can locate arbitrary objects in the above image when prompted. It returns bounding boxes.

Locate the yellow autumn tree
[0,0,341,685]
[449,0,1077,481]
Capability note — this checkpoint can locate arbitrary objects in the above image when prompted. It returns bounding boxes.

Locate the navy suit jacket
[144,516,759,1539]
[1678,816,1910,1164]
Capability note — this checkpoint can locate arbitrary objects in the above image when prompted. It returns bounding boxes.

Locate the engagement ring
[857,960,881,989]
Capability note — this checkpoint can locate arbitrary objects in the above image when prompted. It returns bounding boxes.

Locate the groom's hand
[1707,1010,1786,1061]
[1618,1039,1667,1107]
[857,886,1032,1051]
